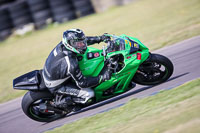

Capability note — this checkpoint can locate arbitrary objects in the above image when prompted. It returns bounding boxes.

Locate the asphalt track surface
[0,36,200,133]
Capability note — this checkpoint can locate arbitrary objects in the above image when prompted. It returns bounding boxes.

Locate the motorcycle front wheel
[21,91,64,122]
[132,53,174,85]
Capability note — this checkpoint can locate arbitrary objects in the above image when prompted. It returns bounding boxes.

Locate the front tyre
[132,53,174,85]
[22,91,64,122]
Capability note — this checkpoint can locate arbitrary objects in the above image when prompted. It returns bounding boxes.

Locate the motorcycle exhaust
[39,103,67,115]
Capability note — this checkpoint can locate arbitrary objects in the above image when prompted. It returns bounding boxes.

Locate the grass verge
[46,78,200,133]
[0,0,200,103]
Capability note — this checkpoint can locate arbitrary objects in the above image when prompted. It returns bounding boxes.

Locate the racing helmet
[62,29,87,54]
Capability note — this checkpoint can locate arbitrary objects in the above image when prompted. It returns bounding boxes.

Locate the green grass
[46,78,200,133]
[0,0,200,103]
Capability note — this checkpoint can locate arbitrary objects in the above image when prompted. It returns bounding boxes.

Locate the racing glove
[100,33,111,42]
[99,69,112,83]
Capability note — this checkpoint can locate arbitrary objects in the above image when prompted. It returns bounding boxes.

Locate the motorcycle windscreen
[13,70,40,90]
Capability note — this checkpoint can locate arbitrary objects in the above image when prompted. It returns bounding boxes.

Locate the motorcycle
[13,34,174,122]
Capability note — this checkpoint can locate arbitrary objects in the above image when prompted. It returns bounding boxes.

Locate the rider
[42,29,112,104]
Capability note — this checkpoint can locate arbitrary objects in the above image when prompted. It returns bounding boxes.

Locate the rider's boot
[57,86,94,104]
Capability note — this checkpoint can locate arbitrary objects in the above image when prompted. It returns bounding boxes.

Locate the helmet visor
[74,40,87,49]
[70,40,87,54]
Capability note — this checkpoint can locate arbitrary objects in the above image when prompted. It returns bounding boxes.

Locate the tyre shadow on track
[167,72,189,82]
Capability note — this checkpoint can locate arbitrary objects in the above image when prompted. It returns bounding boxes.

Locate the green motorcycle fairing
[78,34,149,102]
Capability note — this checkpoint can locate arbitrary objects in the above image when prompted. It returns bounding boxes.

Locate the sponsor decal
[137,53,142,60]
[134,43,137,47]
[132,54,136,57]
[126,56,131,59]
[94,52,100,57]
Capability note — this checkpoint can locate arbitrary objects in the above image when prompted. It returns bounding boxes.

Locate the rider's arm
[86,36,102,45]
[86,34,110,45]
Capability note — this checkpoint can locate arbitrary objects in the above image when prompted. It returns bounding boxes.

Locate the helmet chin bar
[78,47,87,54]
[63,42,81,54]
[66,43,87,55]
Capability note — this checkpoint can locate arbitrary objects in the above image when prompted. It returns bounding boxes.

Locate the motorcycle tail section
[13,70,42,90]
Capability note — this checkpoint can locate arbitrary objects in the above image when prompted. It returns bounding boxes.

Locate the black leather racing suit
[42,36,103,93]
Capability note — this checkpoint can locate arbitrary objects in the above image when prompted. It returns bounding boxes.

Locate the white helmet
[62,29,87,54]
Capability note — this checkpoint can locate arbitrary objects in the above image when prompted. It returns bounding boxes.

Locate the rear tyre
[22,91,64,122]
[132,53,174,85]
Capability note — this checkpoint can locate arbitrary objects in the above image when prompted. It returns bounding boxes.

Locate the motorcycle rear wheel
[22,91,65,122]
[132,53,174,85]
